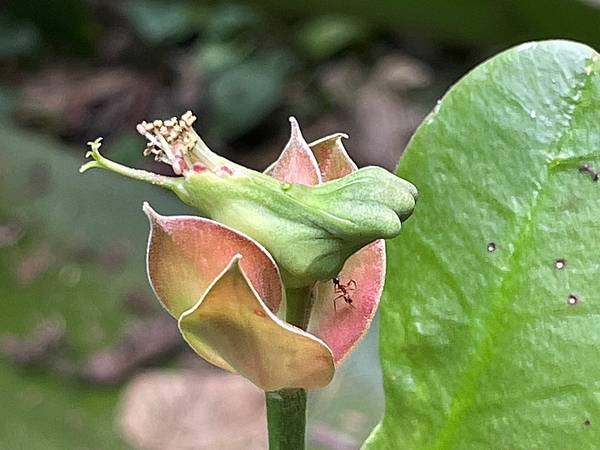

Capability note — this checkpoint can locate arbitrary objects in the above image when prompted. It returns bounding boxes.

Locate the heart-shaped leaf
[366,40,600,449]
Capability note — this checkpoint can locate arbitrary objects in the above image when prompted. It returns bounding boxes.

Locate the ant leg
[347,279,357,290]
[333,294,346,312]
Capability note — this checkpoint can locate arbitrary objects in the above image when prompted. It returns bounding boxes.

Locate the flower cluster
[81,112,417,391]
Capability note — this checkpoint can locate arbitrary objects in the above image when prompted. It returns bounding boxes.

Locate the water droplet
[551,78,557,84]
[281,182,291,191]
[567,294,579,305]
[554,259,566,270]
[487,242,497,252]
[530,110,537,119]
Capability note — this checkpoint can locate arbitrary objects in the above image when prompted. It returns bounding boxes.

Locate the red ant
[332,277,357,311]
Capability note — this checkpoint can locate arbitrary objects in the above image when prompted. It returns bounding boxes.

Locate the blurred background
[0,1,599,449]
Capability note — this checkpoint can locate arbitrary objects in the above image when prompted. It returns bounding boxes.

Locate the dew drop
[487,242,497,252]
[281,182,292,191]
[554,259,566,270]
[567,294,579,305]
[530,110,537,119]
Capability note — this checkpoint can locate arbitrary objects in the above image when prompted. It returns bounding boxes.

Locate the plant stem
[284,286,313,329]
[265,286,312,450]
[80,141,180,190]
[266,388,307,450]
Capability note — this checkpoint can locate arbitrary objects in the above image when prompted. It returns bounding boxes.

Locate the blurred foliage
[252,0,600,49]
[208,50,296,140]
[5,0,97,55]
[0,126,177,448]
[297,15,369,61]
[124,0,209,45]
[0,15,40,60]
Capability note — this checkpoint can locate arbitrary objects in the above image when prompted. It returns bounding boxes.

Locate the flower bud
[81,112,417,287]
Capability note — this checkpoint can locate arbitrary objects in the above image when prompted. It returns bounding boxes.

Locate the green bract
[177,165,415,286]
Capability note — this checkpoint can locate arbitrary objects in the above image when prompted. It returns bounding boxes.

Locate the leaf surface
[367,40,600,449]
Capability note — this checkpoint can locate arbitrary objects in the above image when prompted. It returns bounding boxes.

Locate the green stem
[284,286,313,329]
[80,140,180,190]
[266,389,307,450]
[265,286,312,450]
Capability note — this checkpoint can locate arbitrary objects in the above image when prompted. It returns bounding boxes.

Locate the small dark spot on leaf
[567,294,579,305]
[487,242,496,252]
[584,419,591,426]
[579,163,599,182]
[554,259,566,270]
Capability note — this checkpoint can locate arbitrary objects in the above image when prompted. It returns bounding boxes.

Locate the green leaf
[366,40,600,449]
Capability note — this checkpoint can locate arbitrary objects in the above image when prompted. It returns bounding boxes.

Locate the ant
[579,163,599,182]
[332,277,357,312]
